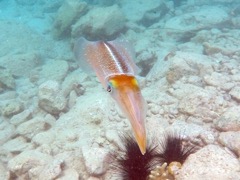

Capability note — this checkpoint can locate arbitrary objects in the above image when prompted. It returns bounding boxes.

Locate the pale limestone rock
[10,109,32,125]
[72,5,126,40]
[164,6,228,31]
[38,80,67,115]
[68,90,78,108]
[231,73,240,82]
[168,83,205,100]
[0,121,16,144]
[82,147,109,176]
[140,3,169,27]
[1,100,24,117]
[105,129,120,144]
[215,106,240,131]
[61,69,88,97]
[53,0,87,38]
[218,131,240,157]
[8,150,53,176]
[32,130,56,146]
[16,116,54,139]
[203,42,222,56]
[203,72,232,90]
[16,78,38,105]
[39,60,69,83]
[178,90,217,117]
[146,116,170,141]
[148,52,214,82]
[165,56,195,84]
[229,86,240,102]
[2,136,33,153]
[176,145,240,180]
[88,177,101,180]
[52,151,87,178]
[0,53,41,77]
[0,69,15,89]
[0,91,16,101]
[56,168,79,180]
[52,129,79,143]
[38,159,64,180]
[194,28,240,58]
[167,120,215,145]
[0,163,9,180]
[120,0,165,22]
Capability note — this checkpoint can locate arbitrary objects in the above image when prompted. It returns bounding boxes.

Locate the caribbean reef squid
[74,38,147,154]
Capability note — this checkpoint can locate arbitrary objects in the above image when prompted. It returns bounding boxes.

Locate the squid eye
[107,83,112,92]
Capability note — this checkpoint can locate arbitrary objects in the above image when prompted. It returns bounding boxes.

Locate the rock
[0,100,24,117]
[176,145,240,180]
[88,177,101,180]
[105,129,120,143]
[146,116,170,141]
[82,147,109,176]
[218,131,240,157]
[0,91,16,101]
[72,5,126,40]
[0,121,16,145]
[203,42,222,55]
[215,106,240,131]
[38,159,64,180]
[167,120,214,145]
[61,69,88,97]
[195,28,240,58]
[203,72,233,90]
[147,52,214,82]
[165,55,196,84]
[120,0,164,22]
[1,136,33,153]
[0,53,41,77]
[229,86,240,102]
[56,168,79,180]
[0,69,15,89]
[53,0,88,38]
[10,109,32,125]
[8,150,53,176]
[52,129,79,143]
[32,130,56,146]
[139,2,169,27]
[164,6,228,31]
[39,60,69,83]
[168,83,205,100]
[0,163,9,180]
[68,90,78,108]
[16,116,54,139]
[178,90,220,121]
[52,151,87,178]
[38,80,67,115]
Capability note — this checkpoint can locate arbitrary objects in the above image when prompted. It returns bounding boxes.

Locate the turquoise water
[0,0,240,179]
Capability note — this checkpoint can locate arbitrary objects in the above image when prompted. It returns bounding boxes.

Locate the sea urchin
[157,132,197,165]
[111,134,158,180]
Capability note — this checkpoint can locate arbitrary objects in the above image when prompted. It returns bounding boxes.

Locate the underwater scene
[0,0,240,179]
